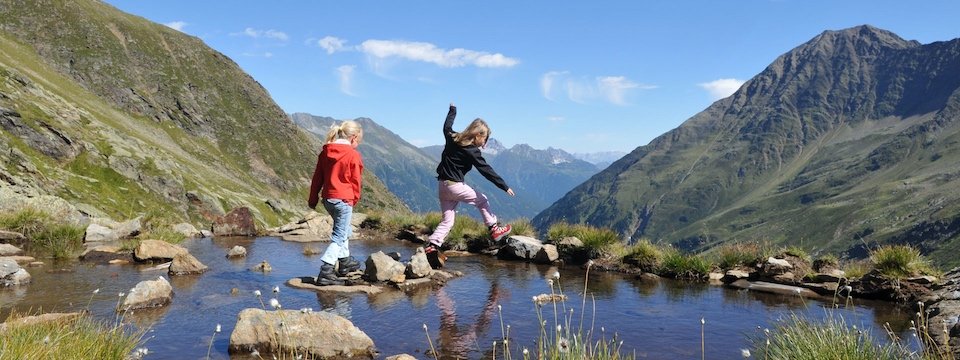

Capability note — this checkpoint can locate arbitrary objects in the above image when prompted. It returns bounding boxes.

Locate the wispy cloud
[337,65,356,96]
[698,78,745,100]
[241,52,274,58]
[164,21,187,32]
[235,27,289,41]
[547,116,565,123]
[318,36,348,54]
[542,71,655,105]
[359,39,519,68]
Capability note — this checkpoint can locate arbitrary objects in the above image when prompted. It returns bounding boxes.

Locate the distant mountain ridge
[533,25,960,267]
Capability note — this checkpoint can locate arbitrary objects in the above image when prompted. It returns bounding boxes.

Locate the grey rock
[498,235,544,261]
[134,240,188,262]
[226,245,247,258]
[405,248,432,279]
[364,251,405,283]
[228,308,375,358]
[0,244,23,256]
[119,276,173,311]
[168,252,208,276]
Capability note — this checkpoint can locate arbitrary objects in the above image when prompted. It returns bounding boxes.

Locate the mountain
[533,25,960,267]
[0,0,406,226]
[486,144,599,212]
[572,151,628,169]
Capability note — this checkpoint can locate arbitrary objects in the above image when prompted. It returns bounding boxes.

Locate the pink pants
[428,180,498,246]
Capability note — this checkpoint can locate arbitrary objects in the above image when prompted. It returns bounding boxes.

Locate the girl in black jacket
[426,103,515,269]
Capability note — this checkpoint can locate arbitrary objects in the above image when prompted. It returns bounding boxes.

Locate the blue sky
[105,1,960,154]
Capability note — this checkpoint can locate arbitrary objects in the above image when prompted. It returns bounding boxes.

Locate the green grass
[0,208,85,259]
[660,248,712,280]
[423,212,486,249]
[509,217,537,237]
[749,312,918,360]
[546,222,621,258]
[0,313,145,360]
[623,240,663,273]
[713,242,764,270]
[841,259,872,279]
[870,245,938,279]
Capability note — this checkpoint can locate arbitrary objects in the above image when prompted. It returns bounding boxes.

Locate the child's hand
[506,188,515,196]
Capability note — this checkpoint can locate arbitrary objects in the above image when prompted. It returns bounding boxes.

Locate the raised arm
[443,103,456,142]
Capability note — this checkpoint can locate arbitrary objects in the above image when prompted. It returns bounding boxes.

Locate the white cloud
[241,52,274,58]
[698,78,745,100]
[540,71,568,101]
[318,36,348,54]
[337,65,356,96]
[164,21,187,32]
[542,71,655,105]
[359,39,519,68]
[547,116,565,123]
[237,27,289,41]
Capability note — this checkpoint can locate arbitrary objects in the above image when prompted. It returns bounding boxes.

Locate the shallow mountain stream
[0,235,918,359]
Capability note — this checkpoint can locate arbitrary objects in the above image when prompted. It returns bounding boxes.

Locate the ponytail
[325,120,363,143]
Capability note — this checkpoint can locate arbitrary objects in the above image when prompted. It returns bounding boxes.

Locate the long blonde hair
[325,120,363,143]
[452,118,490,147]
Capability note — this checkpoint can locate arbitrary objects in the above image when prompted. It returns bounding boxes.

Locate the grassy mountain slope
[533,26,960,267]
[0,0,405,226]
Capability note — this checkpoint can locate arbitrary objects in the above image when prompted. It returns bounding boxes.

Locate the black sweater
[435,105,510,192]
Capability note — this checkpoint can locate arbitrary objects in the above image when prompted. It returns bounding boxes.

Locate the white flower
[497,304,502,311]
[254,290,262,297]
[552,271,560,279]
[741,348,751,358]
[251,349,260,357]
[557,324,562,332]
[422,323,428,330]
[43,335,50,344]
[93,288,100,294]
[273,286,280,294]
[137,347,149,356]
[587,259,595,267]
[216,324,221,333]
[523,348,529,355]
[119,292,125,297]
[700,317,705,325]
[269,298,280,309]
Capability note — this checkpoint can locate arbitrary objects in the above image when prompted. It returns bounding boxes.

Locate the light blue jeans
[320,198,353,265]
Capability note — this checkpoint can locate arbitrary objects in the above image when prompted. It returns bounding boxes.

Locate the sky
[104,1,960,154]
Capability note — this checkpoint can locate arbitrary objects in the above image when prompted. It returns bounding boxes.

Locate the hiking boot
[424,243,447,269]
[337,256,361,276]
[490,223,512,243]
[315,263,344,286]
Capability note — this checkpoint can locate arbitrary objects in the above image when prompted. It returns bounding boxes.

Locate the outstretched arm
[443,103,457,142]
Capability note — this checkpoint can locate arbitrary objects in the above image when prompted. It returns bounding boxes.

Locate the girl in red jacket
[308,120,364,285]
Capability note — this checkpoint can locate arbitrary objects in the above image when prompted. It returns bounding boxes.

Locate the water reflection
[435,280,502,359]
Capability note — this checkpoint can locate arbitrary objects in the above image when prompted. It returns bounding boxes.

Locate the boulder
[405,248,432,279]
[168,252,208,276]
[364,251,405,283]
[251,260,272,273]
[0,230,26,244]
[498,235,544,261]
[722,269,752,283]
[2,268,30,286]
[227,245,247,258]
[84,223,117,243]
[0,243,23,256]
[534,244,559,264]
[0,312,83,333]
[134,240,187,262]
[213,207,258,237]
[119,276,173,311]
[228,308,375,358]
[0,257,20,278]
[286,277,383,295]
[172,223,201,238]
[728,279,821,298]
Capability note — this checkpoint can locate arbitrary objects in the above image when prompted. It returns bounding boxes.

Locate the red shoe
[425,244,447,269]
[490,223,512,242]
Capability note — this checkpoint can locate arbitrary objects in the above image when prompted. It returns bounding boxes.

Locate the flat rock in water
[287,277,382,295]
[729,279,823,298]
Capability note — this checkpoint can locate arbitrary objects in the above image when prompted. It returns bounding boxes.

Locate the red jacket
[308,143,363,208]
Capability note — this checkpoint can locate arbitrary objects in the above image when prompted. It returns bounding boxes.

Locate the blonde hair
[325,120,363,143]
[452,118,490,147]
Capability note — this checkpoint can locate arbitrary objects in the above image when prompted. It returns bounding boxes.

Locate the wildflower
[119,292,125,297]
[273,286,280,294]
[523,348,529,355]
[558,337,570,353]
[43,335,50,344]
[794,288,802,295]
[269,298,280,309]
[547,279,554,287]
[700,317,705,325]
[136,348,149,356]
[251,350,260,358]
[764,328,770,335]
[843,285,853,293]
[587,259,594,267]
[423,323,428,330]
[741,348,751,358]
[216,324,221,333]
[557,324,562,332]
[254,290,262,297]
[552,271,560,279]
[93,288,100,294]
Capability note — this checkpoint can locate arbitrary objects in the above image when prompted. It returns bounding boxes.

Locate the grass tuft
[870,245,938,279]
[0,312,145,360]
